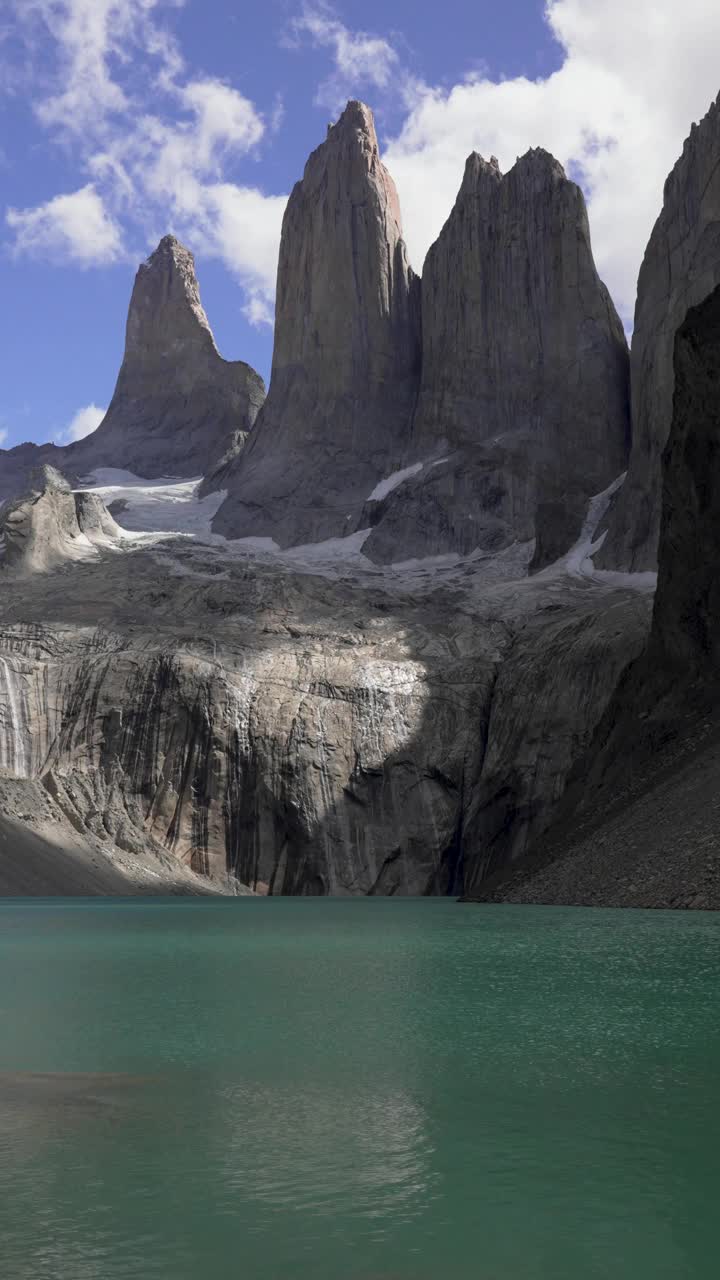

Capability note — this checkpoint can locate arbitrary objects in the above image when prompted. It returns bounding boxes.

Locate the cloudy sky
[1,0,720,449]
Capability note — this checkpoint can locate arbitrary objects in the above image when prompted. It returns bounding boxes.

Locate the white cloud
[61,403,107,442]
[133,79,266,202]
[242,293,275,329]
[289,3,399,112]
[6,2,286,317]
[0,428,8,447]
[179,183,286,312]
[383,0,720,323]
[86,83,283,307]
[6,185,124,265]
[15,0,183,136]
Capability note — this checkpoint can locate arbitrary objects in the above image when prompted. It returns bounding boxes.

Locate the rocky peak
[213,100,421,546]
[124,234,218,363]
[362,142,629,565]
[0,235,266,500]
[65,234,266,482]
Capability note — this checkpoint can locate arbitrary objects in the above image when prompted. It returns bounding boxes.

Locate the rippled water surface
[1,899,720,1279]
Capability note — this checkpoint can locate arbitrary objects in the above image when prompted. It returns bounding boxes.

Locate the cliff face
[363,148,630,565]
[213,101,421,546]
[0,490,652,895]
[598,92,720,571]
[474,284,720,909]
[0,237,265,502]
[650,284,720,673]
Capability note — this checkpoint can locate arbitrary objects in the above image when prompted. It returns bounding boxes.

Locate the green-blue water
[1,900,719,1279]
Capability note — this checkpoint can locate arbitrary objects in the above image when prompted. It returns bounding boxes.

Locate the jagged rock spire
[213,100,421,546]
[123,234,220,361]
[75,234,266,480]
[0,235,266,499]
[363,144,630,565]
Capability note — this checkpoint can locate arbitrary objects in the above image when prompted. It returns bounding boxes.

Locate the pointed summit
[363,145,630,565]
[124,235,218,361]
[69,235,266,480]
[214,101,421,546]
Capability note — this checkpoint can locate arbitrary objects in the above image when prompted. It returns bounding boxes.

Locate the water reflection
[217,1079,435,1227]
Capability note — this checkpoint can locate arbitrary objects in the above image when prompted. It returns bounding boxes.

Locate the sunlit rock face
[363,148,630,566]
[213,101,421,547]
[0,237,265,503]
[598,91,720,572]
[0,465,120,575]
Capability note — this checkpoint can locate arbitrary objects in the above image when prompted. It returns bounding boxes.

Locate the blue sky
[1,0,719,449]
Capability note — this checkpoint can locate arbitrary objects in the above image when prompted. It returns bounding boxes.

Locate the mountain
[212,100,421,546]
[363,148,630,567]
[1,98,720,905]
[0,236,265,503]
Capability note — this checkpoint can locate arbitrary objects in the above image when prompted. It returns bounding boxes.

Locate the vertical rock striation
[213,101,421,546]
[598,92,720,571]
[363,148,630,565]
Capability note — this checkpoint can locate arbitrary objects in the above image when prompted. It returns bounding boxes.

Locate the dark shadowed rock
[363,148,630,565]
[650,284,720,671]
[474,284,720,907]
[213,101,421,546]
[598,92,720,571]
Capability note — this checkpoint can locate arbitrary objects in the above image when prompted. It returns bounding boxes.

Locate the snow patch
[284,528,372,564]
[367,462,424,503]
[549,473,656,592]
[79,470,225,539]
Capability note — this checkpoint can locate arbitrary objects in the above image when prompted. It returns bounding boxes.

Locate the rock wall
[0,532,651,894]
[650,284,720,672]
[213,101,421,547]
[598,91,720,571]
[471,283,720,907]
[364,150,630,565]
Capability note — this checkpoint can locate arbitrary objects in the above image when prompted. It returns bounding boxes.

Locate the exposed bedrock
[213,100,421,547]
[650,284,720,672]
[0,237,265,503]
[362,148,630,565]
[0,466,121,574]
[0,526,652,894]
[598,91,720,572]
[473,284,720,906]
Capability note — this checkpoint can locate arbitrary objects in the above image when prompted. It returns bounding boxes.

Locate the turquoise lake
[1,899,719,1279]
